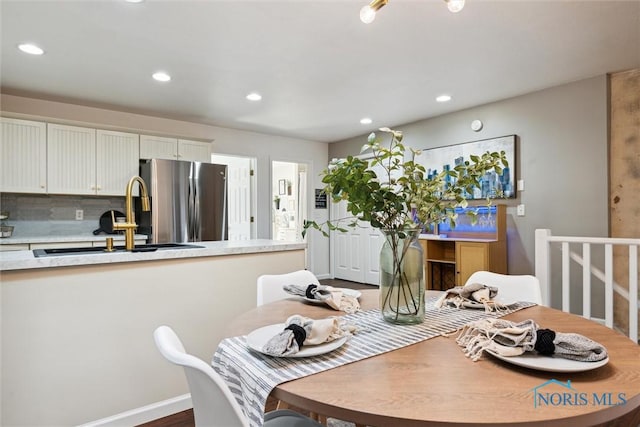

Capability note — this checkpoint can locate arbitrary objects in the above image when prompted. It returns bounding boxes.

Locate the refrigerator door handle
[187,173,195,241]
[192,175,201,241]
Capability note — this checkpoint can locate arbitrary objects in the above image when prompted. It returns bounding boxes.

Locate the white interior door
[331,199,382,285]
[211,154,253,240]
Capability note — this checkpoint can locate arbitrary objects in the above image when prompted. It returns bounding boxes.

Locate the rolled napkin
[283,284,360,313]
[435,282,502,312]
[261,314,355,357]
[455,318,608,362]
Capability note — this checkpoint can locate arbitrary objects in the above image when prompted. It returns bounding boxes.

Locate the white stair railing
[535,229,639,344]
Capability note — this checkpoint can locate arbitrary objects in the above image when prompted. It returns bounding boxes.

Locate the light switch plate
[516,204,525,217]
[517,179,524,192]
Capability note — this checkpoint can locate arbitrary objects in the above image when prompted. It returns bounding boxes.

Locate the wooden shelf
[425,258,456,264]
[419,205,507,290]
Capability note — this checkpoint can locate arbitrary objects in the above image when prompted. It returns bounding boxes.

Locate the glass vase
[379,228,425,324]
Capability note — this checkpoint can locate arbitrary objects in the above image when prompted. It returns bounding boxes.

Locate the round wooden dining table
[224,289,640,427]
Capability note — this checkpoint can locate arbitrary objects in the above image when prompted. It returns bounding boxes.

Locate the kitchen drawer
[0,244,30,251]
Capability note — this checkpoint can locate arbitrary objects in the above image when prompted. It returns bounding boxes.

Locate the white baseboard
[78,394,192,427]
[315,273,331,280]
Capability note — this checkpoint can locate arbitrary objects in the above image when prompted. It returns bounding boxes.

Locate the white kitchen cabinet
[0,117,47,193]
[47,124,97,195]
[140,134,211,162]
[96,130,140,195]
[139,135,177,160]
[47,124,139,195]
[177,138,211,162]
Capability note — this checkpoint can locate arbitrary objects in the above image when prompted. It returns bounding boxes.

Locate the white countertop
[0,240,306,271]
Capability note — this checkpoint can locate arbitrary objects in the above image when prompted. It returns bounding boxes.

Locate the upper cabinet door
[178,139,211,162]
[139,135,178,160]
[47,124,97,195]
[96,130,140,196]
[0,118,47,193]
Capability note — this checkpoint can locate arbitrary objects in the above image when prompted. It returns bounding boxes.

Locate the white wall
[330,75,610,307]
[0,249,305,426]
[0,93,331,278]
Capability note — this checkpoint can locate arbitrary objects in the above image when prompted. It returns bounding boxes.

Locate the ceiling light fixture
[360,118,373,125]
[18,43,44,55]
[360,0,465,23]
[246,92,262,101]
[436,94,452,102]
[359,0,387,24]
[445,0,466,13]
[152,71,171,82]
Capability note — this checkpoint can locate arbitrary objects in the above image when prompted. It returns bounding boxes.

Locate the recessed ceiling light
[18,43,44,55]
[436,94,452,103]
[152,71,171,82]
[445,0,465,13]
[360,118,373,125]
[246,93,262,101]
[125,0,145,3]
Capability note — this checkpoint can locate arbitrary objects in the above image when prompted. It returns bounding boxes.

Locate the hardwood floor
[138,409,194,427]
[139,278,369,427]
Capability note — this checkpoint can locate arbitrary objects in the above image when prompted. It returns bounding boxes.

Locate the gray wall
[330,75,609,281]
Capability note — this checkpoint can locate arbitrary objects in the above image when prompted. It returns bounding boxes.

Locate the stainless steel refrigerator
[138,159,228,243]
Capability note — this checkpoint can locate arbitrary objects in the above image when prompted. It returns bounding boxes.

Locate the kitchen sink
[33,242,204,257]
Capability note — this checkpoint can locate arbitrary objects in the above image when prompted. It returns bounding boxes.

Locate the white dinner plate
[485,349,609,373]
[246,323,349,358]
[303,288,362,304]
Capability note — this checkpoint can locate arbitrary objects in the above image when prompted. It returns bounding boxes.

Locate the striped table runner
[212,298,535,427]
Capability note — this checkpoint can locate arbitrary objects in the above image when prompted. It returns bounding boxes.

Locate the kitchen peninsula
[0,240,305,426]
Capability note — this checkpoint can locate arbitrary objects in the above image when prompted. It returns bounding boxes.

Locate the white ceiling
[1,0,639,143]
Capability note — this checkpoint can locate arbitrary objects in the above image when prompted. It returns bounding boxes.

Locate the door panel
[96,130,139,196]
[178,139,211,162]
[455,242,489,285]
[47,124,96,195]
[365,230,383,285]
[195,163,228,241]
[0,118,47,193]
[332,200,382,285]
[212,155,252,240]
[335,231,364,282]
[140,135,177,160]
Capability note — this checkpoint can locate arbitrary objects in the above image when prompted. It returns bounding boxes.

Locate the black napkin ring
[535,328,556,355]
[285,324,307,348]
[305,284,318,299]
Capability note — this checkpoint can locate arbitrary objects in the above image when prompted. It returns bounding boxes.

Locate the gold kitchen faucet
[112,176,150,251]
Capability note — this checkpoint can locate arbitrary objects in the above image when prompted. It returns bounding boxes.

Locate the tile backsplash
[0,193,125,236]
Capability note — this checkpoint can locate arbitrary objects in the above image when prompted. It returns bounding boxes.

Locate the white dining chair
[256,270,320,306]
[153,325,323,427]
[464,270,543,304]
[255,271,356,426]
